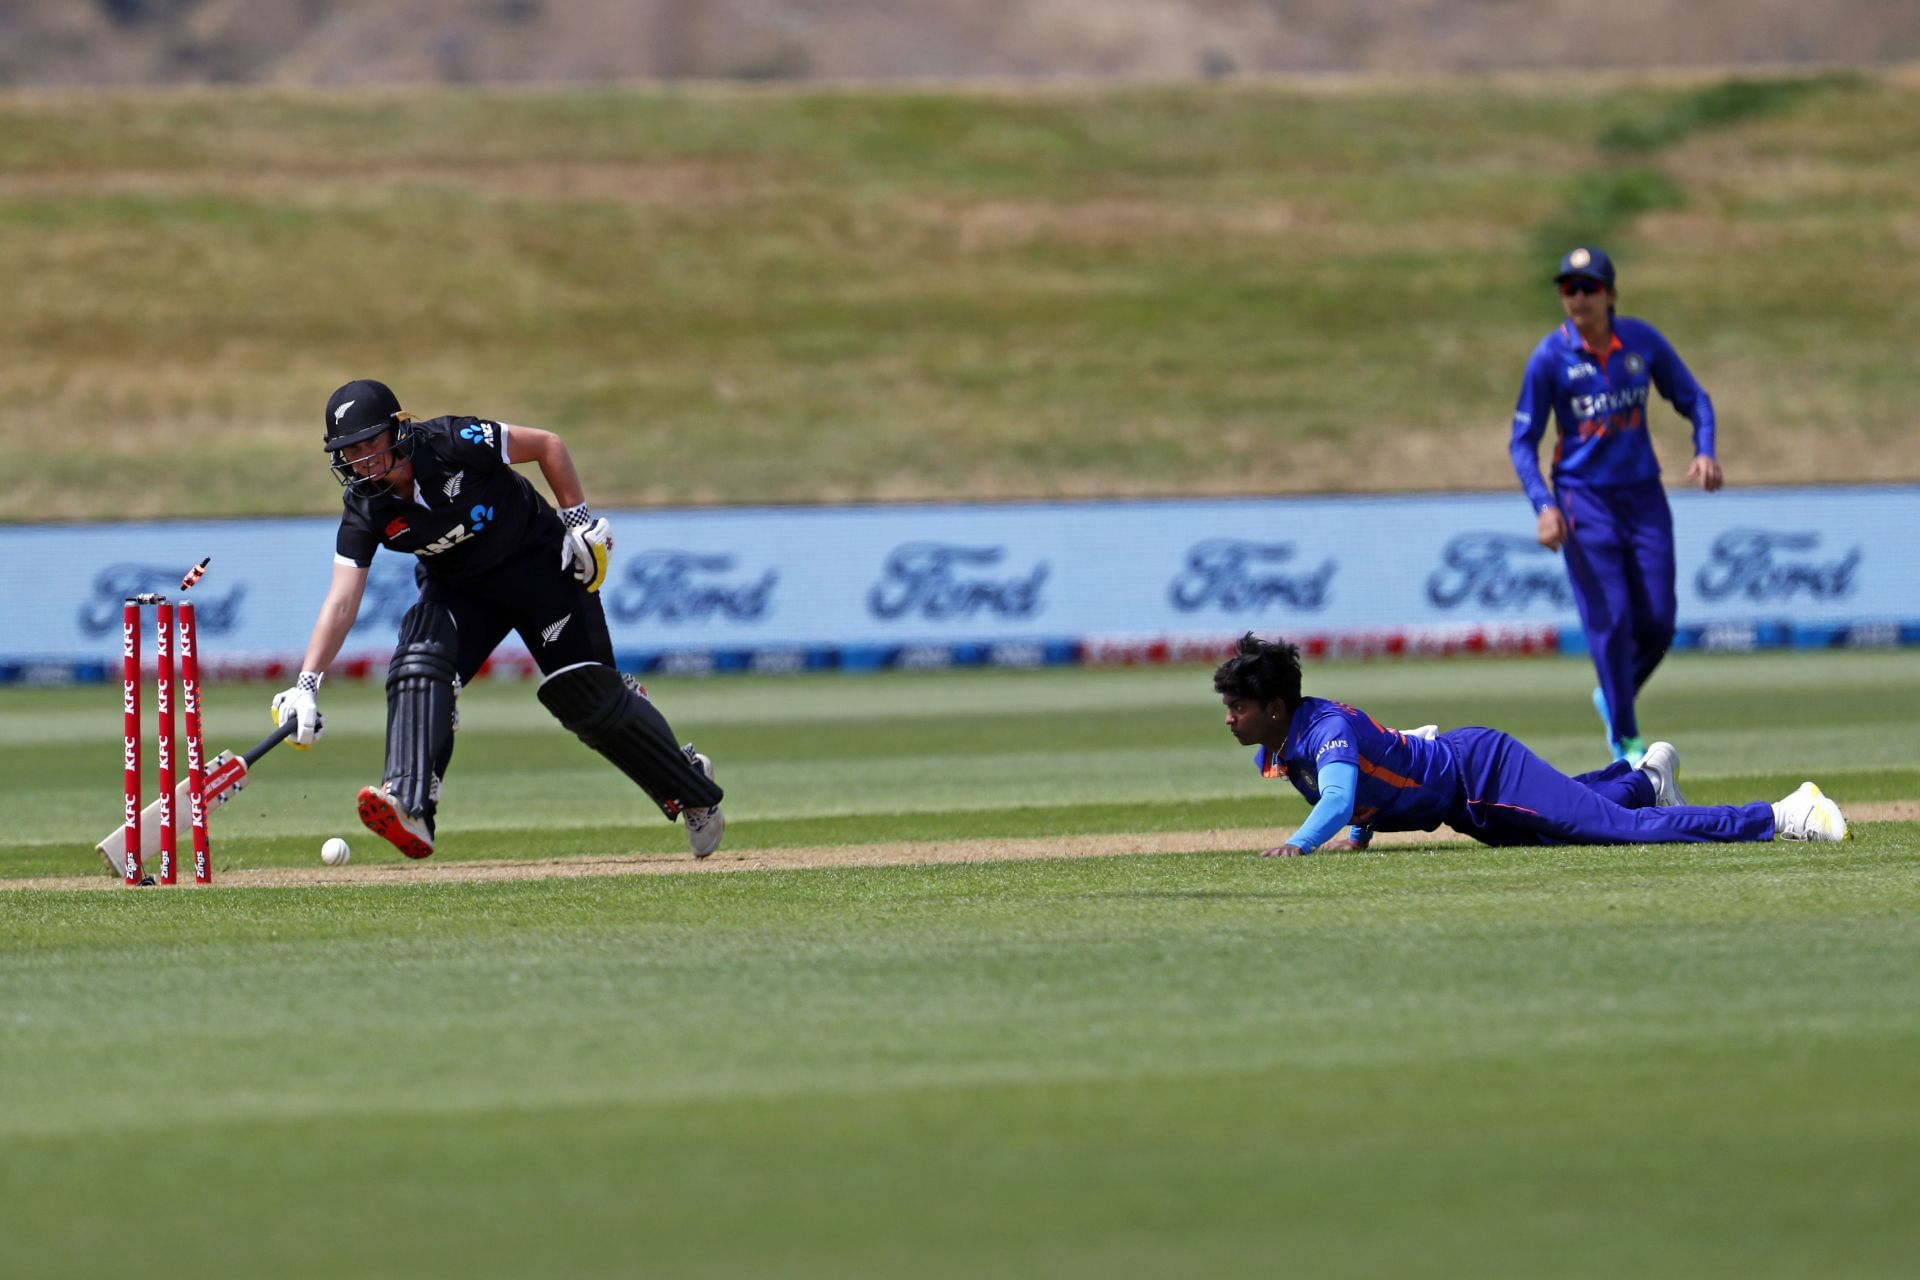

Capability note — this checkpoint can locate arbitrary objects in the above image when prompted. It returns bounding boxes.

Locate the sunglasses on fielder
[1558,278,1607,297]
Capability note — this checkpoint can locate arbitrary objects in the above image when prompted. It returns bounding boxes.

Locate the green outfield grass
[3,652,1918,1277]
[2,71,1916,520]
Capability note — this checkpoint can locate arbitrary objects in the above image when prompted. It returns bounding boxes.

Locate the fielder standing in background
[270,378,724,860]
[1509,247,1723,766]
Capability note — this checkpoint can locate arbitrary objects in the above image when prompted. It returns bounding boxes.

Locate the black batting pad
[383,601,459,820]
[537,663,722,818]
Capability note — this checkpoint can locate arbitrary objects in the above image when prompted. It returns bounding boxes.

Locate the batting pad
[383,602,459,820]
[537,662,723,818]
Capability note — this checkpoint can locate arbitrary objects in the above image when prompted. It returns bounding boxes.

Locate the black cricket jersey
[335,417,562,583]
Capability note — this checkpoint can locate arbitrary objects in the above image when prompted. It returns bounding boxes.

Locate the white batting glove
[270,671,326,749]
[560,504,614,594]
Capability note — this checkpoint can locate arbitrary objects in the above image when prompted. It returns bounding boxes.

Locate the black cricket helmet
[323,379,415,495]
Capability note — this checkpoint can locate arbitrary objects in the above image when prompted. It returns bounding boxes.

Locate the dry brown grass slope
[0,74,1914,520]
[3,0,1919,88]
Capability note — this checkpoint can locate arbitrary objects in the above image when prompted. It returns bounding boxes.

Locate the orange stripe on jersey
[1262,758,1286,779]
[1360,711,1415,747]
[1357,755,1422,790]
[1353,805,1378,824]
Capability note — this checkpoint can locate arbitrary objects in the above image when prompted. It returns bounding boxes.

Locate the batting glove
[560,503,614,593]
[270,671,326,749]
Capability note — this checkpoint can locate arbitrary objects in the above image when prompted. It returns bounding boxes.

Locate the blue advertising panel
[2,487,1914,682]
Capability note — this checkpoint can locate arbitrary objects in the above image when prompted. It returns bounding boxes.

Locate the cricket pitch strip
[7,802,1913,891]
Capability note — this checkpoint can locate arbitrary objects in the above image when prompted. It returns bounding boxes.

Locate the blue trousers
[1557,479,1677,743]
[1441,727,1775,846]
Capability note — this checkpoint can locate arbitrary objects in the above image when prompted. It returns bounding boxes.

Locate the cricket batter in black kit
[272,378,725,860]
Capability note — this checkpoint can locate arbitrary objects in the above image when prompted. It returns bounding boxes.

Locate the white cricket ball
[320,837,352,866]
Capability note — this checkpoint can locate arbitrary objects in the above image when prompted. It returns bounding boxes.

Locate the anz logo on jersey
[459,422,498,448]
[415,525,470,557]
[414,507,494,558]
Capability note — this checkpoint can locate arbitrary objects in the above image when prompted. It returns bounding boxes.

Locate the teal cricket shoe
[1593,686,1646,765]
[1592,686,1620,759]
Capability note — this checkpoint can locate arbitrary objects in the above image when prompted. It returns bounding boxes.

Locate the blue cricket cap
[1554,246,1615,287]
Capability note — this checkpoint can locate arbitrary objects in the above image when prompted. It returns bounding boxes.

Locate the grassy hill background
[2,69,1916,521]
[7,1,1920,86]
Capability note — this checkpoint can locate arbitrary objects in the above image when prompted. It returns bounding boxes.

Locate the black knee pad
[537,663,722,818]
[385,602,459,819]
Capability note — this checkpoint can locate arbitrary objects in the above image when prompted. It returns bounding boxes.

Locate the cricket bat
[95,720,298,875]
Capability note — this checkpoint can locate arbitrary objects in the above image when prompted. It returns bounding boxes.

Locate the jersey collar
[1561,320,1624,363]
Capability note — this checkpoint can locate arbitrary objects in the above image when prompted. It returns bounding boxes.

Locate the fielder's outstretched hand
[270,671,326,749]
[560,505,614,593]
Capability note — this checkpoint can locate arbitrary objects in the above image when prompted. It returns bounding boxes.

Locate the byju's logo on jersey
[1569,384,1650,420]
[867,543,1048,621]
[1695,530,1862,602]
[1426,533,1571,611]
[1167,540,1334,613]
[459,422,497,448]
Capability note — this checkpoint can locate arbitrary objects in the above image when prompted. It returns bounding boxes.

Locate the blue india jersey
[1509,317,1716,513]
[1253,696,1458,833]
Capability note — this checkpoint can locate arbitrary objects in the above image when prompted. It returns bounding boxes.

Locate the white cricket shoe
[1772,781,1851,842]
[682,747,724,858]
[1636,741,1686,807]
[1406,724,1439,741]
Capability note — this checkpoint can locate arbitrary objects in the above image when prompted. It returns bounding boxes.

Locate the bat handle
[245,718,301,766]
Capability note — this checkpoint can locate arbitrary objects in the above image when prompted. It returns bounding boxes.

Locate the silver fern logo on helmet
[333,400,355,422]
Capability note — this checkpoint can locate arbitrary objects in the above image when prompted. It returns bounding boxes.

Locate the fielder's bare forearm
[301,563,369,674]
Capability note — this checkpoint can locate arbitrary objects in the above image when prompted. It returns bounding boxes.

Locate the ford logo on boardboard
[1425,533,1572,611]
[82,565,246,635]
[867,543,1048,621]
[1167,539,1334,613]
[606,551,778,625]
[351,559,425,634]
[1695,530,1862,602]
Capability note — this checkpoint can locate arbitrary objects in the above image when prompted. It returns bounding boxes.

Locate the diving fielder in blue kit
[1510,247,1724,766]
[1213,634,1849,857]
